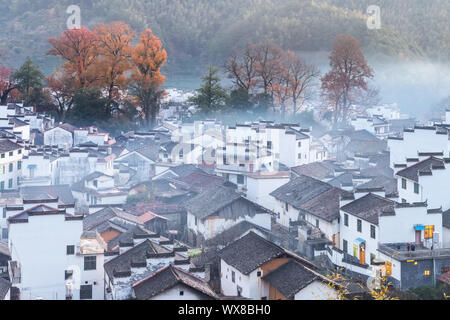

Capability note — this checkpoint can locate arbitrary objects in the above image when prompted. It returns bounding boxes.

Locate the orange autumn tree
[47,27,99,89]
[129,29,167,127]
[94,22,135,102]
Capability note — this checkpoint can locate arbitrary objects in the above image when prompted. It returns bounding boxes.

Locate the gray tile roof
[0,139,22,153]
[104,238,170,278]
[185,185,267,219]
[356,176,397,196]
[299,187,352,222]
[20,185,75,205]
[270,175,333,209]
[340,193,395,225]
[291,161,339,180]
[262,260,318,299]
[83,207,142,231]
[396,157,444,182]
[220,232,285,275]
[133,265,218,300]
[443,209,450,229]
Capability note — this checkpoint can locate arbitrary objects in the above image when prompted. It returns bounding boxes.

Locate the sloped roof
[262,260,318,299]
[220,232,285,275]
[83,207,142,231]
[133,265,218,300]
[340,193,395,225]
[396,157,444,182]
[299,187,352,222]
[291,161,339,180]
[357,176,397,196]
[270,175,332,209]
[0,139,22,153]
[8,204,67,223]
[184,185,266,219]
[20,185,75,205]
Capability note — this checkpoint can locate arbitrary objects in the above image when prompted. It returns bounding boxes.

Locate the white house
[0,139,24,191]
[8,207,106,300]
[220,232,337,300]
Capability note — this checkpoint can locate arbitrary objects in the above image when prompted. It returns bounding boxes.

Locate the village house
[7,207,106,300]
[219,232,337,300]
[132,265,218,300]
[103,226,206,300]
[185,185,272,247]
[0,139,24,191]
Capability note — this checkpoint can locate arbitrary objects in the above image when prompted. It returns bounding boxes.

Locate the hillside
[0,0,448,75]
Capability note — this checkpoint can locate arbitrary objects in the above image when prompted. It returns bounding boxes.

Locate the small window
[370,225,376,239]
[285,203,289,212]
[402,178,407,190]
[67,245,75,255]
[9,163,13,172]
[298,153,302,159]
[0,154,4,159]
[424,270,431,276]
[65,270,73,280]
[18,150,22,155]
[344,214,349,227]
[267,141,272,150]
[80,285,92,300]
[343,240,348,253]
[1,228,8,239]
[9,152,13,157]
[298,141,302,148]
[84,256,96,271]
[414,183,419,194]
[237,175,244,185]
[357,219,362,233]
[2,208,6,219]
[8,179,12,189]
[17,161,22,170]
[93,180,98,188]
[316,219,320,228]
[257,271,262,277]
[231,271,235,283]
[179,291,184,296]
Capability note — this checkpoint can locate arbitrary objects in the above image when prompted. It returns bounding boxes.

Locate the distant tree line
[190,34,378,126]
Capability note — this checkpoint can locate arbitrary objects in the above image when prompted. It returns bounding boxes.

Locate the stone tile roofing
[262,260,318,299]
[0,139,22,153]
[340,193,395,225]
[20,185,75,205]
[104,238,170,278]
[83,207,143,231]
[219,232,285,275]
[133,265,218,300]
[270,175,333,209]
[396,157,444,182]
[443,209,450,229]
[356,176,397,196]
[107,225,159,251]
[184,185,267,220]
[291,161,339,180]
[299,187,352,222]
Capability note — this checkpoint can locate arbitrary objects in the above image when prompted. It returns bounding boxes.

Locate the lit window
[424,270,431,276]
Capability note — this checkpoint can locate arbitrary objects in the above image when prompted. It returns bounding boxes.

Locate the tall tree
[129,29,167,128]
[321,34,374,125]
[283,51,319,115]
[224,44,259,93]
[94,22,135,102]
[47,27,99,89]
[46,71,76,121]
[189,66,228,115]
[13,57,45,106]
[0,66,18,105]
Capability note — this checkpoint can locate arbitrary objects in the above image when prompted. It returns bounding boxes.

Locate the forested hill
[0,0,448,75]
